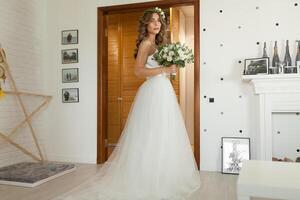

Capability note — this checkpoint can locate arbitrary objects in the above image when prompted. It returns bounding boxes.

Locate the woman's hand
[163,64,178,74]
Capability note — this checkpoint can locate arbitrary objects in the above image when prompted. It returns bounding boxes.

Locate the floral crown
[144,7,166,21]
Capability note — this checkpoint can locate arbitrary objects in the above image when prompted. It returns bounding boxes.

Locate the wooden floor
[0,164,274,200]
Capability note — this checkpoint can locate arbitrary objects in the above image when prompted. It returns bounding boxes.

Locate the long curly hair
[134,8,167,58]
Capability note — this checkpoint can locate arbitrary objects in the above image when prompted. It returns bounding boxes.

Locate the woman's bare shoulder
[138,39,153,55]
[139,39,152,49]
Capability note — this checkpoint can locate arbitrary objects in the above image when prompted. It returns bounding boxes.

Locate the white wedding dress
[55,54,200,200]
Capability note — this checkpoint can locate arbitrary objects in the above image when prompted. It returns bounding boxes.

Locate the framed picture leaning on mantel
[244,57,269,75]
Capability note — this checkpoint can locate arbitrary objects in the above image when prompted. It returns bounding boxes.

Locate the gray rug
[0,162,76,187]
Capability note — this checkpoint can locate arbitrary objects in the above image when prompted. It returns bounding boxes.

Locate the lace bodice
[145,53,159,69]
[145,53,166,79]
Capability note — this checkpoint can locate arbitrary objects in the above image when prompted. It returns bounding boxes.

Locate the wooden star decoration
[0,47,51,162]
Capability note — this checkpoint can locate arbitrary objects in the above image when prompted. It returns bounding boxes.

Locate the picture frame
[61,29,78,45]
[62,49,78,64]
[62,88,79,103]
[244,57,269,75]
[221,137,250,175]
[62,68,79,83]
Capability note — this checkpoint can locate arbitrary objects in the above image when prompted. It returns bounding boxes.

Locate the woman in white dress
[56,7,200,200]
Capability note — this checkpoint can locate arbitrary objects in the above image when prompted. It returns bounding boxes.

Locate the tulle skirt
[55,74,201,200]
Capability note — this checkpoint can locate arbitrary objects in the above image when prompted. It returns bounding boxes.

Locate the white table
[237,160,300,200]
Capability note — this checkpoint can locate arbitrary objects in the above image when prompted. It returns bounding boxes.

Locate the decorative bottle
[296,41,300,74]
[262,42,269,73]
[272,41,280,74]
[283,40,293,73]
[262,42,268,58]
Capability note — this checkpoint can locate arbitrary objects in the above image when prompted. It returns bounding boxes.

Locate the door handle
[105,139,118,147]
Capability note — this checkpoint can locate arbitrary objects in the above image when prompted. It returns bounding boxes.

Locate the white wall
[200,0,300,171]
[44,0,98,163]
[45,0,300,170]
[24,0,300,171]
[44,0,156,163]
[0,0,47,167]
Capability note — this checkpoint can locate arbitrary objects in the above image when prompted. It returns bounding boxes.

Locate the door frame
[97,0,200,168]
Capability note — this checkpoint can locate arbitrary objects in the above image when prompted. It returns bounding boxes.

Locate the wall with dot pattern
[200,0,300,171]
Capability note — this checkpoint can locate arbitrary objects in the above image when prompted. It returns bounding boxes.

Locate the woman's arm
[134,40,168,78]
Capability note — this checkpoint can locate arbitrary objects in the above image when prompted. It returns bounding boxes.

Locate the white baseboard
[46,154,97,164]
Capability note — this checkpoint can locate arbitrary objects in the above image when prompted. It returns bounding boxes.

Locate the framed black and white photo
[62,88,79,103]
[62,68,79,83]
[221,137,250,175]
[62,49,78,64]
[61,29,78,45]
[244,57,269,75]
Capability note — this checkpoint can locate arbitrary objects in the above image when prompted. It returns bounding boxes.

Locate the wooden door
[121,12,145,130]
[106,10,180,158]
[106,12,144,157]
[106,14,122,157]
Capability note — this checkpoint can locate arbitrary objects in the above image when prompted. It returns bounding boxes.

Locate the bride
[56,7,200,200]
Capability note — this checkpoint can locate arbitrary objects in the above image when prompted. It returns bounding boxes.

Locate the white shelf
[242,73,300,94]
[242,73,300,81]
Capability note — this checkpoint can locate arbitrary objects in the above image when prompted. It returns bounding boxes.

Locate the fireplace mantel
[243,74,300,160]
[243,74,300,94]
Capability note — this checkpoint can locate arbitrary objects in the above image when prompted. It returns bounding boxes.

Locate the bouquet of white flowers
[153,42,194,79]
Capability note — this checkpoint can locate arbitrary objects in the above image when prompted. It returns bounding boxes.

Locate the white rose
[167,56,172,62]
[178,50,184,59]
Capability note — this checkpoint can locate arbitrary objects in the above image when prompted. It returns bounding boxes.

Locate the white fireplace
[243,74,300,160]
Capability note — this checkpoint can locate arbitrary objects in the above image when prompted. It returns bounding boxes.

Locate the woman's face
[147,13,161,35]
